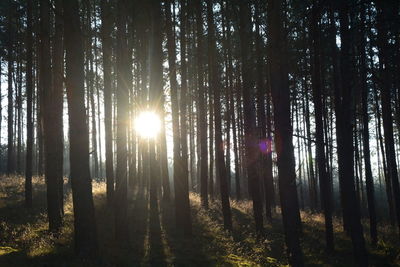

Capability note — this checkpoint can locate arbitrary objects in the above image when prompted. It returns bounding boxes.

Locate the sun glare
[135,111,161,139]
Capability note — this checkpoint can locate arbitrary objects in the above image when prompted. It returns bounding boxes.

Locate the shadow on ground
[1,177,399,266]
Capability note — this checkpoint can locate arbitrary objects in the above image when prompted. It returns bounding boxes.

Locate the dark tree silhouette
[63,0,98,258]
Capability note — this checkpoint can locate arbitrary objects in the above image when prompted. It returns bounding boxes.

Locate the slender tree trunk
[208,93,215,199]
[376,0,400,235]
[149,0,163,216]
[53,0,65,215]
[195,0,209,209]
[206,0,232,231]
[100,0,114,204]
[328,4,349,232]
[40,0,63,232]
[25,0,34,208]
[177,0,192,236]
[268,0,303,264]
[63,0,98,258]
[310,0,334,251]
[337,1,368,264]
[115,0,129,246]
[359,2,377,246]
[7,0,15,175]
[165,0,180,204]
[239,0,264,235]
[179,0,190,203]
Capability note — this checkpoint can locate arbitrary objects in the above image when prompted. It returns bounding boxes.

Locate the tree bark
[359,2,377,246]
[376,0,400,236]
[40,0,63,233]
[239,0,264,235]
[206,0,232,231]
[115,0,129,246]
[194,0,209,209]
[100,0,115,204]
[25,0,34,208]
[310,0,334,251]
[7,0,15,175]
[267,0,304,264]
[337,0,368,264]
[63,0,98,258]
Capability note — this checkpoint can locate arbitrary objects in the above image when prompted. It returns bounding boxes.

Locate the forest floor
[0,176,399,266]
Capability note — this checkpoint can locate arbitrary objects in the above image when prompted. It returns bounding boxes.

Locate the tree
[25,0,33,208]
[239,0,264,235]
[194,0,209,209]
[115,0,129,246]
[62,0,98,258]
[165,0,181,204]
[40,0,63,232]
[7,0,15,175]
[206,0,232,231]
[337,0,368,264]
[53,0,65,215]
[310,0,333,251]
[177,0,193,236]
[376,0,400,237]
[100,0,114,204]
[359,1,377,246]
[267,0,304,264]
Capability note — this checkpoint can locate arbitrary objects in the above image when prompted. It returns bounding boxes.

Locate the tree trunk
[195,0,209,209]
[376,0,400,236]
[62,0,98,258]
[239,0,264,235]
[310,0,334,251]
[179,0,190,202]
[52,0,65,215]
[40,0,63,233]
[115,0,129,246]
[337,0,368,264]
[7,0,15,175]
[206,0,232,231]
[100,0,114,204]
[25,0,34,208]
[267,0,304,264]
[165,0,180,204]
[359,2,377,246]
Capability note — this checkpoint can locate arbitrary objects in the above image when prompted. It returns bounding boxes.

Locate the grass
[0,175,399,266]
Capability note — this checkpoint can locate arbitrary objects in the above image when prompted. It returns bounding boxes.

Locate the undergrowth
[0,175,399,266]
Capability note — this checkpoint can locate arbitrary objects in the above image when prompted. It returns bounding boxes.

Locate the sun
[135,111,161,139]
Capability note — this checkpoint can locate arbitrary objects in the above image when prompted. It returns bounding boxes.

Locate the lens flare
[135,111,161,139]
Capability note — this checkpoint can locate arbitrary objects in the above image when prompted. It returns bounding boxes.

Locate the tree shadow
[128,186,149,266]
[148,201,167,266]
[160,201,216,266]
